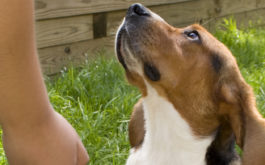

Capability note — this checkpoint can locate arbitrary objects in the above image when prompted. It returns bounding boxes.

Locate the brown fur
[116,5,265,164]
[218,79,265,165]
[124,23,230,137]
[128,100,145,148]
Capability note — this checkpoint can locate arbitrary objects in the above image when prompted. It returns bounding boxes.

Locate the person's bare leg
[0,0,89,164]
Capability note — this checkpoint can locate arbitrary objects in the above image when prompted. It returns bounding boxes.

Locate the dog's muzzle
[115,4,151,69]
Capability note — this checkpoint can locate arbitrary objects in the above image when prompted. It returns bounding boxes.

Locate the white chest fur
[126,85,214,165]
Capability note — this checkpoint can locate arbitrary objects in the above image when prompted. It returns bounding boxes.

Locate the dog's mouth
[115,24,128,70]
[115,24,140,72]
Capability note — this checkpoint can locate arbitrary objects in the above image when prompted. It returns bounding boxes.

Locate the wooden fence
[35,0,265,75]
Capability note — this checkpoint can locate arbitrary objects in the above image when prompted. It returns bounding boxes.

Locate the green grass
[46,57,140,165]
[0,19,264,164]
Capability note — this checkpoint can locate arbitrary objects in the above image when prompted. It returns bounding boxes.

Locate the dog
[115,3,264,165]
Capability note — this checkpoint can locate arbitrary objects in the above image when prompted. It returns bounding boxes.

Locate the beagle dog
[115,3,264,165]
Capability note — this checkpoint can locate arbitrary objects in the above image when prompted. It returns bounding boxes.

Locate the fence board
[38,36,114,74]
[216,0,257,16]
[107,0,264,37]
[151,0,214,26]
[205,7,265,32]
[231,8,265,26]
[256,0,265,8]
[107,0,215,36]
[107,11,125,37]
[35,0,265,75]
[35,0,194,20]
[36,14,93,48]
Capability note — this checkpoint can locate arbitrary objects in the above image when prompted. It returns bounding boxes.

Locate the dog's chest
[126,85,213,165]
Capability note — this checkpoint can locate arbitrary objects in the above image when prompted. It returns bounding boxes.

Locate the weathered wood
[256,0,265,8]
[107,0,215,36]
[36,14,93,48]
[35,0,265,75]
[205,7,265,32]
[35,0,195,20]
[215,0,257,17]
[107,11,126,37]
[151,0,215,26]
[232,8,265,27]
[38,36,115,75]
[107,0,264,36]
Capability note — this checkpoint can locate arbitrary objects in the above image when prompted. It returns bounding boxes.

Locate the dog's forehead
[181,24,207,32]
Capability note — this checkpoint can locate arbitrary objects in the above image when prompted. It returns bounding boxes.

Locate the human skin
[0,0,89,164]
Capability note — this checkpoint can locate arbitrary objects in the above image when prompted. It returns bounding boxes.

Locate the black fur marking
[211,54,222,73]
[116,27,128,70]
[144,63,160,81]
[206,123,240,165]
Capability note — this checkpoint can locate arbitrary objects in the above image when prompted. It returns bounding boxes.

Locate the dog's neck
[136,83,214,165]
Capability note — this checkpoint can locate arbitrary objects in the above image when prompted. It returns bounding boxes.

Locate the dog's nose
[127,3,150,17]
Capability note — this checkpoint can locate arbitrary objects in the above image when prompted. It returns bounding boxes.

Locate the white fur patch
[126,83,214,165]
[151,12,165,22]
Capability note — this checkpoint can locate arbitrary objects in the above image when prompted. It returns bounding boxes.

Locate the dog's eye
[185,30,199,41]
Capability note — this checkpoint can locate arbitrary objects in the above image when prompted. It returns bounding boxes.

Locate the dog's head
[116,4,256,148]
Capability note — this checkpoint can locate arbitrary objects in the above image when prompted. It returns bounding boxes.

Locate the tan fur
[218,79,265,165]
[128,100,145,148]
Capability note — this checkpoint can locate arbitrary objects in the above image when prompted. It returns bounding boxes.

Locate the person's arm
[0,0,89,164]
[0,0,50,126]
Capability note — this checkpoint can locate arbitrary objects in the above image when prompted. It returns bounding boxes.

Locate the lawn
[0,20,264,164]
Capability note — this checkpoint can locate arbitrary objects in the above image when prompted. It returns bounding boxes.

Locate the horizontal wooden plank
[35,0,194,20]
[107,11,126,37]
[232,8,265,27]
[151,0,215,26]
[38,36,115,75]
[107,0,215,36]
[36,0,264,75]
[204,7,265,32]
[107,0,264,36]
[35,0,264,21]
[216,0,257,17]
[36,15,93,48]
[256,0,265,8]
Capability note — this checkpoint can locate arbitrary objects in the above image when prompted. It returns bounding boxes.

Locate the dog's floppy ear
[217,80,254,149]
[129,100,145,148]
